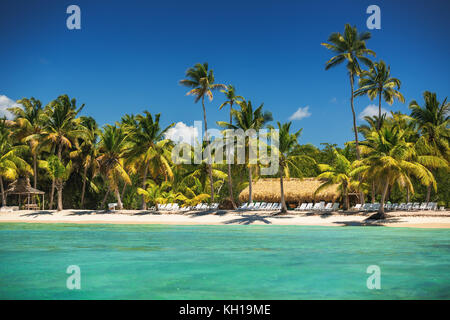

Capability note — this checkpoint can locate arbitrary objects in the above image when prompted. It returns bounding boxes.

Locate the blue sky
[1,0,449,147]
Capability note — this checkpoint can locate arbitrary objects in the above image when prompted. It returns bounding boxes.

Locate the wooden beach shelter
[239,178,341,206]
[6,177,45,210]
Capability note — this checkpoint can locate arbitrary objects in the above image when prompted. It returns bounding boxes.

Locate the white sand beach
[1,209,449,228]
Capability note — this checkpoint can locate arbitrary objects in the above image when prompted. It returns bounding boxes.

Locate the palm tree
[8,97,43,189]
[179,62,226,202]
[35,95,87,211]
[275,122,313,213]
[409,91,449,201]
[351,126,446,219]
[322,24,375,160]
[219,85,244,209]
[354,60,404,129]
[127,111,174,210]
[75,116,100,208]
[0,119,33,205]
[97,125,131,210]
[217,100,273,203]
[315,148,357,210]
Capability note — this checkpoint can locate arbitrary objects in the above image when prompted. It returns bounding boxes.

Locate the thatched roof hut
[238,178,340,204]
[6,177,44,195]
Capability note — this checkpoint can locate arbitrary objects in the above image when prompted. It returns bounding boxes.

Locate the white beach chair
[259,202,267,210]
[304,203,313,211]
[210,203,219,210]
[237,203,247,211]
[323,203,332,211]
[246,203,255,211]
[252,202,261,211]
[108,203,117,211]
[329,203,339,212]
[391,203,399,210]
[353,203,362,211]
[295,203,307,211]
[419,202,427,210]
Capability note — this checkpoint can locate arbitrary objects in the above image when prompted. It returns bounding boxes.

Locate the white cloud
[359,104,391,120]
[330,97,337,103]
[165,122,199,145]
[289,106,311,121]
[0,95,22,119]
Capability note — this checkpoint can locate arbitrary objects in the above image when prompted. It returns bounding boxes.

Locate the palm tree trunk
[121,183,127,201]
[378,90,382,130]
[0,176,6,206]
[350,73,365,205]
[33,153,37,189]
[248,165,253,203]
[141,163,149,210]
[49,178,55,210]
[371,179,389,220]
[101,186,110,209]
[280,165,287,213]
[426,185,431,202]
[202,96,215,202]
[56,144,63,211]
[80,164,88,208]
[406,188,410,203]
[227,104,236,209]
[343,184,349,210]
[56,182,63,211]
[371,181,376,203]
[114,187,123,210]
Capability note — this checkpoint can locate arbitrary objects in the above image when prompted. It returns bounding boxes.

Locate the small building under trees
[6,177,45,210]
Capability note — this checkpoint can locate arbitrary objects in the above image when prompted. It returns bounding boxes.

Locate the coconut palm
[351,126,446,219]
[34,95,87,210]
[74,116,100,208]
[354,60,404,130]
[127,112,174,210]
[322,24,375,160]
[96,125,131,210]
[275,122,314,213]
[409,91,449,201]
[8,97,43,189]
[179,62,226,201]
[315,149,357,210]
[217,100,273,203]
[219,85,244,209]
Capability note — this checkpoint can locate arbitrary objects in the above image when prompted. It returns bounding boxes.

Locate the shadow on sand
[20,210,54,217]
[223,214,293,225]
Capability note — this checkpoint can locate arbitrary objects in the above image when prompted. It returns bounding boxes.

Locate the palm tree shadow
[67,210,100,216]
[186,209,228,217]
[20,210,53,217]
[223,214,273,225]
[334,218,402,226]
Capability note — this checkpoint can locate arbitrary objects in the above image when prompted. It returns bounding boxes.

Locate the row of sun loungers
[237,202,282,211]
[294,202,340,212]
[352,202,445,212]
[156,203,219,212]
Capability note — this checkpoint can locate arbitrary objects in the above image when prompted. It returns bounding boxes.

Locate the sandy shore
[0,209,450,228]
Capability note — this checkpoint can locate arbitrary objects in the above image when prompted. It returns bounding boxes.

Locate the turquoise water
[0,223,449,299]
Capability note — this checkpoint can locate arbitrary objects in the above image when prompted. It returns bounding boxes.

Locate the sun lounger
[439,206,446,211]
[304,203,313,211]
[108,203,117,211]
[252,202,261,210]
[353,203,362,211]
[328,203,339,212]
[322,203,332,211]
[210,203,219,210]
[238,203,248,210]
[372,203,380,211]
[295,203,307,211]
[419,202,427,210]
